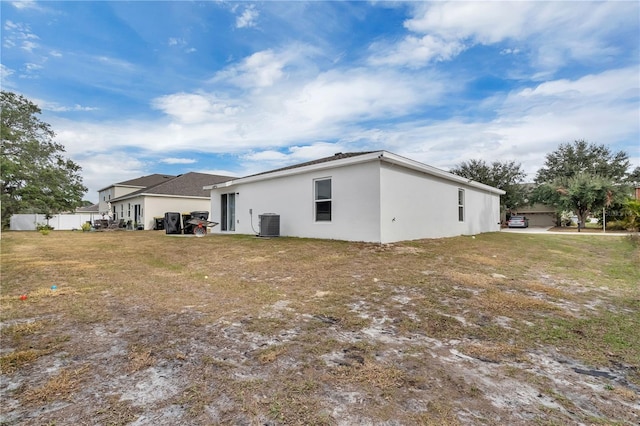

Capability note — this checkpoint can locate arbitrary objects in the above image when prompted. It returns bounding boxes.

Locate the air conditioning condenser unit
[259,213,280,237]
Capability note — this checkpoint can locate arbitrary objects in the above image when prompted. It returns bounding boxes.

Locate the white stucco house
[109,172,234,230]
[98,174,176,216]
[204,151,505,243]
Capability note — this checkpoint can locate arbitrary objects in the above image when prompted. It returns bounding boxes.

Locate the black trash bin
[182,213,193,235]
[190,211,209,221]
[164,212,182,234]
[154,217,165,231]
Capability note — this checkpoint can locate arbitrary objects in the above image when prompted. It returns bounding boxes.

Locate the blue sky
[2,1,639,203]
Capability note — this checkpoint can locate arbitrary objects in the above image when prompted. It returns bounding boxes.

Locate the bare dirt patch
[1,231,638,425]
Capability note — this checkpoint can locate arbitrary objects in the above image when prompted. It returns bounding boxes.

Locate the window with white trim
[314,178,332,221]
[458,189,465,222]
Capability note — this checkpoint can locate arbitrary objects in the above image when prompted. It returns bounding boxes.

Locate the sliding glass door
[221,193,235,231]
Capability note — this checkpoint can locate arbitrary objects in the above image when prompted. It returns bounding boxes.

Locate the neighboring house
[109,172,235,230]
[205,151,505,244]
[76,202,100,222]
[97,174,176,216]
[504,183,558,227]
[509,203,558,227]
[76,202,99,213]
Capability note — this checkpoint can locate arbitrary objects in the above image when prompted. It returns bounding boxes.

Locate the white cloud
[243,142,343,163]
[242,150,288,162]
[29,97,98,112]
[20,40,38,52]
[10,0,47,12]
[168,37,195,53]
[239,143,348,175]
[500,48,520,56]
[4,20,38,38]
[151,92,241,124]
[24,62,42,72]
[3,20,40,52]
[283,68,441,126]
[95,55,135,71]
[73,152,148,201]
[369,34,465,68]
[236,5,259,29]
[1,64,15,82]
[213,49,286,89]
[288,143,347,161]
[159,157,197,164]
[210,44,324,90]
[53,60,449,159]
[196,167,238,178]
[404,2,536,43]
[371,67,640,180]
[50,104,98,112]
[372,1,638,73]
[493,67,639,146]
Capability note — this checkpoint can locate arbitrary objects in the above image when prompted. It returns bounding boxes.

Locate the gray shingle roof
[246,151,377,178]
[116,174,176,188]
[111,172,235,201]
[76,203,99,212]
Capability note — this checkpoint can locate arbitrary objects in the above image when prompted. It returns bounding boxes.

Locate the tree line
[1,91,86,229]
[450,141,640,231]
[1,90,639,231]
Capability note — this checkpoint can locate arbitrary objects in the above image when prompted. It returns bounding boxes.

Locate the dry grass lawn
[1,230,639,425]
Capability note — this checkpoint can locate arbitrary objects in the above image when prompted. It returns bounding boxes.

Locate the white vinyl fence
[9,213,99,231]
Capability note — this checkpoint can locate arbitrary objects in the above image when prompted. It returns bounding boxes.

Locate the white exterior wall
[99,186,141,215]
[461,183,502,236]
[378,163,501,242]
[142,196,210,230]
[111,197,140,224]
[210,161,382,242]
[112,196,210,230]
[98,187,114,214]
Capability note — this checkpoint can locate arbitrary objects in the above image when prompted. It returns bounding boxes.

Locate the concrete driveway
[501,226,553,234]
[500,226,629,236]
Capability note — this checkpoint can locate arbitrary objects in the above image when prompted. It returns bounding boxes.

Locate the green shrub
[605,220,626,230]
[622,199,640,232]
[36,223,54,231]
[81,222,91,232]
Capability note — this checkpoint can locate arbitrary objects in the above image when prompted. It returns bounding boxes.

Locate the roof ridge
[110,172,236,201]
[245,151,379,178]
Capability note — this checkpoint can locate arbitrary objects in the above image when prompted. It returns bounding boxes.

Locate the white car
[507,216,529,228]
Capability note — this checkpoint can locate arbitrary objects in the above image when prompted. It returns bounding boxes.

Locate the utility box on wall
[259,213,280,237]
